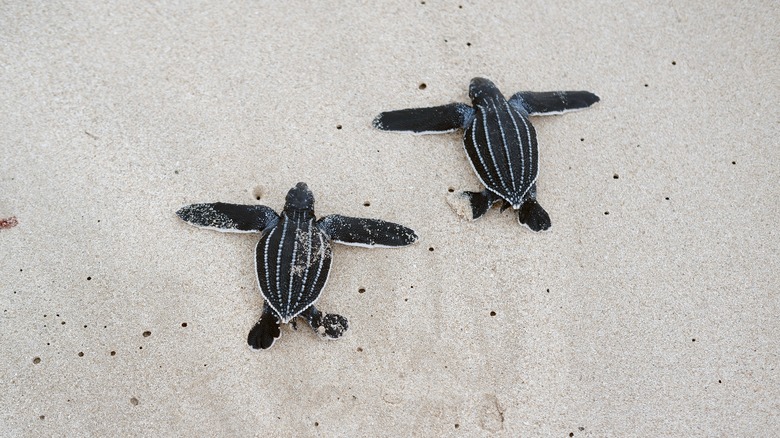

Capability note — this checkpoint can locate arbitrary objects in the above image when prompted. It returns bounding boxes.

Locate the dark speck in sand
[0,216,19,229]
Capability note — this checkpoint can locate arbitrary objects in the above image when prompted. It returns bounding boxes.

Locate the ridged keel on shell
[463,97,539,207]
[255,217,332,323]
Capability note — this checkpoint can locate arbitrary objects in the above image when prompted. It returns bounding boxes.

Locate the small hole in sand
[455,423,460,428]
[110,351,116,356]
[33,357,41,364]
[447,187,454,193]
[142,331,151,337]
[252,186,264,201]
[419,83,427,90]
[78,352,84,357]
[87,277,92,281]
[692,338,696,342]
[580,138,585,142]
[39,415,45,420]
[130,397,139,406]
[315,421,320,426]
[613,174,619,179]
[181,322,188,327]
[672,61,676,65]
[490,311,496,316]
[604,211,609,215]
[357,347,363,352]
[363,201,371,207]
[336,125,342,130]
[644,83,649,87]
[718,379,722,383]
[731,161,736,165]
[428,247,434,252]
[358,287,366,294]
[665,197,670,200]
[466,42,471,47]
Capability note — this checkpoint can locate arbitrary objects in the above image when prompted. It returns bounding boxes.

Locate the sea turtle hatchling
[373,77,599,231]
[176,182,418,350]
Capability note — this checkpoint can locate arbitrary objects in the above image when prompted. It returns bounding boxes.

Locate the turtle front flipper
[301,306,348,340]
[508,91,600,116]
[373,103,475,134]
[446,189,500,220]
[247,303,281,350]
[177,202,279,233]
[317,215,418,247]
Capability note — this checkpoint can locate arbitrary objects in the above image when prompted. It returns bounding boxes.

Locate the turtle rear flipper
[447,189,499,220]
[247,304,281,350]
[373,103,474,134]
[301,306,348,339]
[517,199,551,232]
[317,215,418,247]
[508,91,600,116]
[177,203,279,233]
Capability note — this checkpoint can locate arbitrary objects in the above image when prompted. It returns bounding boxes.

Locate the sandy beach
[1,1,778,436]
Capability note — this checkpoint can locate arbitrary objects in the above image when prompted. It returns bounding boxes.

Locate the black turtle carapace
[177,182,418,350]
[374,77,599,231]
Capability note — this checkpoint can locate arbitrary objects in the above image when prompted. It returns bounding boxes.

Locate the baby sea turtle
[177,182,418,350]
[373,77,599,231]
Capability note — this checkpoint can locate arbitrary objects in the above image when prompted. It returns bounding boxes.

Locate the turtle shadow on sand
[177,182,418,350]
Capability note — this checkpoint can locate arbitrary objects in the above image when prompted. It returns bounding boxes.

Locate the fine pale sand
[1,1,778,436]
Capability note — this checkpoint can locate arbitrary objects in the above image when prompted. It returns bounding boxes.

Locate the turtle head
[468,77,500,103]
[284,182,315,214]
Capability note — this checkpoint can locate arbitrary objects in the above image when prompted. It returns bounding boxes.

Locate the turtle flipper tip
[576,91,600,109]
[517,200,551,232]
[175,204,196,221]
[392,225,419,247]
[247,316,281,350]
[372,114,386,130]
[303,307,348,340]
[318,313,349,339]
